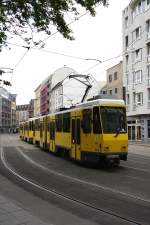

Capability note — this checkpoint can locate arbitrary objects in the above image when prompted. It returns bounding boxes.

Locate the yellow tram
[19,99,128,165]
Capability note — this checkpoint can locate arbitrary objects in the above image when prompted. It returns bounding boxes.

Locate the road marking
[125,165,150,173]
[15,146,150,204]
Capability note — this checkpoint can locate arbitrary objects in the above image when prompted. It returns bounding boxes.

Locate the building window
[136,92,143,105]
[115,88,118,94]
[114,72,117,80]
[126,55,129,65]
[147,120,150,138]
[137,1,142,14]
[133,70,142,84]
[125,35,129,48]
[132,27,141,42]
[134,48,142,62]
[147,42,150,62]
[109,74,112,82]
[147,65,150,85]
[125,16,128,28]
[146,0,150,9]
[146,19,150,39]
[126,94,130,104]
[109,90,112,95]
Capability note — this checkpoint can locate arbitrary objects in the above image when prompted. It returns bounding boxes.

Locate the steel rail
[0,145,142,225]
[16,146,150,203]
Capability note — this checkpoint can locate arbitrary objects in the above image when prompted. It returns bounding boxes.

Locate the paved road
[0,134,150,225]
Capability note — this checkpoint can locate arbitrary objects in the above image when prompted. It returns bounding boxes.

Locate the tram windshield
[100,106,127,134]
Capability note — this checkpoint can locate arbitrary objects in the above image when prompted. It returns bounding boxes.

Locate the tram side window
[82,109,92,133]
[50,122,55,140]
[63,112,70,132]
[93,107,102,134]
[47,121,50,132]
[31,121,34,130]
[40,122,43,137]
[29,121,33,131]
[33,122,35,133]
[35,119,40,131]
[56,114,62,132]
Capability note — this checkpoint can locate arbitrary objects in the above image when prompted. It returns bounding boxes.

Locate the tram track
[16,146,150,204]
[0,145,143,225]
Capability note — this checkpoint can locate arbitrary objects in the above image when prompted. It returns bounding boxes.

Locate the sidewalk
[129,142,150,157]
[0,195,49,225]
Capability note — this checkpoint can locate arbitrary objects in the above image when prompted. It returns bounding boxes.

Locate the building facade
[103,61,124,99]
[34,66,99,114]
[34,84,41,117]
[49,67,99,113]
[123,0,150,142]
[0,87,17,132]
[28,99,34,118]
[40,76,51,116]
[16,104,29,125]
[10,94,17,130]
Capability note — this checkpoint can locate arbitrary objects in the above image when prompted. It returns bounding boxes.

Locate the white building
[49,66,99,113]
[34,84,41,117]
[123,0,150,142]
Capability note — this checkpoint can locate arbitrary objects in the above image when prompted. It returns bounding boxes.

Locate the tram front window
[100,107,126,134]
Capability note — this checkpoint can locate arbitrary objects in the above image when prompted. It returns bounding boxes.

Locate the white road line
[15,146,150,204]
[125,165,150,173]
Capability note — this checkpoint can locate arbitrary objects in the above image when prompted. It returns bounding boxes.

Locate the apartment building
[40,76,52,116]
[16,104,29,126]
[34,84,41,117]
[0,87,17,132]
[123,0,150,141]
[102,61,124,99]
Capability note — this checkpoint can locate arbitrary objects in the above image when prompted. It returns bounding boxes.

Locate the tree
[0,0,108,50]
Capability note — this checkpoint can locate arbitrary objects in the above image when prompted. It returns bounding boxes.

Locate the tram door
[71,118,81,160]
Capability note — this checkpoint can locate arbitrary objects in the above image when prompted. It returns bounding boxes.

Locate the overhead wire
[4,26,149,70]
[3,16,149,93]
[2,3,101,89]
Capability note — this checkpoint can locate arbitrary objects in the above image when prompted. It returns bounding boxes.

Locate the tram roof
[48,98,125,116]
[75,98,125,108]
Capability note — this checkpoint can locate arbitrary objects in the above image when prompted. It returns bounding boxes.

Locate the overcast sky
[0,0,129,104]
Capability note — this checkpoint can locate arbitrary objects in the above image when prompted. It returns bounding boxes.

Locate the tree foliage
[0,0,108,50]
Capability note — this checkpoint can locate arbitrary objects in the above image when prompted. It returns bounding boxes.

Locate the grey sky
[0,0,129,104]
